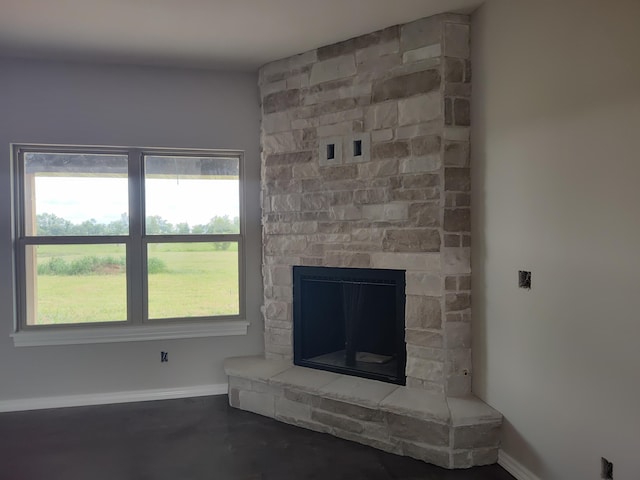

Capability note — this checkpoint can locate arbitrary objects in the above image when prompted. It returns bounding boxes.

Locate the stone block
[356,40,400,64]
[260,79,287,96]
[444,57,464,82]
[271,194,301,212]
[265,151,313,166]
[371,129,394,143]
[264,302,291,321]
[370,252,441,271]
[447,375,472,398]
[275,395,312,420]
[379,386,449,422]
[361,204,408,222]
[325,252,371,268]
[365,102,398,130]
[454,98,471,126]
[353,188,389,204]
[411,135,441,156]
[447,349,472,377]
[357,53,402,82]
[316,397,385,422]
[301,193,330,211]
[229,376,252,391]
[400,441,450,468]
[444,208,470,232]
[292,108,363,130]
[358,159,398,178]
[264,236,307,255]
[405,330,443,349]
[331,205,363,220]
[401,16,443,52]
[406,272,441,296]
[408,204,440,228]
[238,390,276,418]
[271,369,341,396]
[259,50,317,85]
[317,26,399,60]
[262,111,292,134]
[263,132,299,154]
[443,247,471,274]
[407,345,445,363]
[451,448,499,468]
[405,295,442,329]
[319,376,398,408]
[444,141,470,167]
[443,126,470,142]
[311,410,364,434]
[444,168,470,192]
[398,93,441,125]
[402,173,440,188]
[400,155,441,174]
[372,141,410,160]
[444,23,470,58]
[382,229,440,253]
[264,267,292,288]
[317,166,357,182]
[396,120,441,140]
[453,422,501,449]
[263,89,301,114]
[405,357,444,383]
[445,292,470,311]
[446,322,471,349]
[447,396,503,426]
[310,55,357,86]
[372,70,440,103]
[403,44,442,64]
[223,356,291,381]
[386,413,449,445]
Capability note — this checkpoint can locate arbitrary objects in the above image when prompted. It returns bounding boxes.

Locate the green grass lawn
[34,243,239,325]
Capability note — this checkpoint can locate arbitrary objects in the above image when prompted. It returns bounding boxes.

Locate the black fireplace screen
[293,266,406,385]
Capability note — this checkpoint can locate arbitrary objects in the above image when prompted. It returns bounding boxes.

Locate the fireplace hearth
[293,266,406,385]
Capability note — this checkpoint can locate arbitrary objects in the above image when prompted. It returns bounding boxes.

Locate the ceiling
[0,0,482,71]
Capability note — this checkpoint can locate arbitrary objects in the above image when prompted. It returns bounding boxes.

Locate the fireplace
[293,266,406,385]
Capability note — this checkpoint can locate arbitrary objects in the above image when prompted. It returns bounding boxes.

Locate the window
[12,145,247,345]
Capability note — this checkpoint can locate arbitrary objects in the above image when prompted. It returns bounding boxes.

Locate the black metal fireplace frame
[293,265,406,385]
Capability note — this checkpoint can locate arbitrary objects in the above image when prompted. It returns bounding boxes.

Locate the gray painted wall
[471,1,640,478]
[0,58,264,400]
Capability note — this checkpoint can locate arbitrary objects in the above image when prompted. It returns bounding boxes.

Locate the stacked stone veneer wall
[260,14,472,395]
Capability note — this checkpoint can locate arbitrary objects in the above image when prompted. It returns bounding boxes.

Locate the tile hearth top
[223,356,501,427]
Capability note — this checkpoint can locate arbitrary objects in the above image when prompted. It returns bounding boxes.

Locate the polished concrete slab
[0,395,515,480]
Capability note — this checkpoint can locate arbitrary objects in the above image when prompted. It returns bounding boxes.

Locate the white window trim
[11,320,250,347]
[11,143,248,346]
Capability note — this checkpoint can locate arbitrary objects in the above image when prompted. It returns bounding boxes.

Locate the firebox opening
[293,266,406,385]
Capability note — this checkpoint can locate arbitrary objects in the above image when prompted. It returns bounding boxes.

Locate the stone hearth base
[224,356,502,469]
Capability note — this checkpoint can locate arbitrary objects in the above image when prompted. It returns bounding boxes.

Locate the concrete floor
[0,395,515,480]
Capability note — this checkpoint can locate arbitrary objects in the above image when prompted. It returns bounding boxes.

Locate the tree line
[36,213,240,236]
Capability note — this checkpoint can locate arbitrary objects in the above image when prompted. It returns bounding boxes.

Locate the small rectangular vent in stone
[518,270,532,289]
[327,143,335,160]
[353,140,362,157]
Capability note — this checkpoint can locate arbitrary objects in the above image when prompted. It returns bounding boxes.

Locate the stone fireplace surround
[225,12,503,469]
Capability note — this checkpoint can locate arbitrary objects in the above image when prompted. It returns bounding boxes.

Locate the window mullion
[128,148,145,325]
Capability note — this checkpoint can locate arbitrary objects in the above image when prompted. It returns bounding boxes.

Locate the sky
[35,177,240,226]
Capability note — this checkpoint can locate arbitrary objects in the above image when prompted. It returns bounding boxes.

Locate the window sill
[11,320,250,347]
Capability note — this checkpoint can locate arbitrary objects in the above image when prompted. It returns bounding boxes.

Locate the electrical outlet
[601,457,613,479]
[518,270,532,289]
[161,351,168,363]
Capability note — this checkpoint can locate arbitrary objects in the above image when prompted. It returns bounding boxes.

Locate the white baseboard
[0,383,228,413]
[498,450,541,480]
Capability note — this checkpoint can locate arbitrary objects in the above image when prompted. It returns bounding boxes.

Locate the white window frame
[11,144,249,347]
